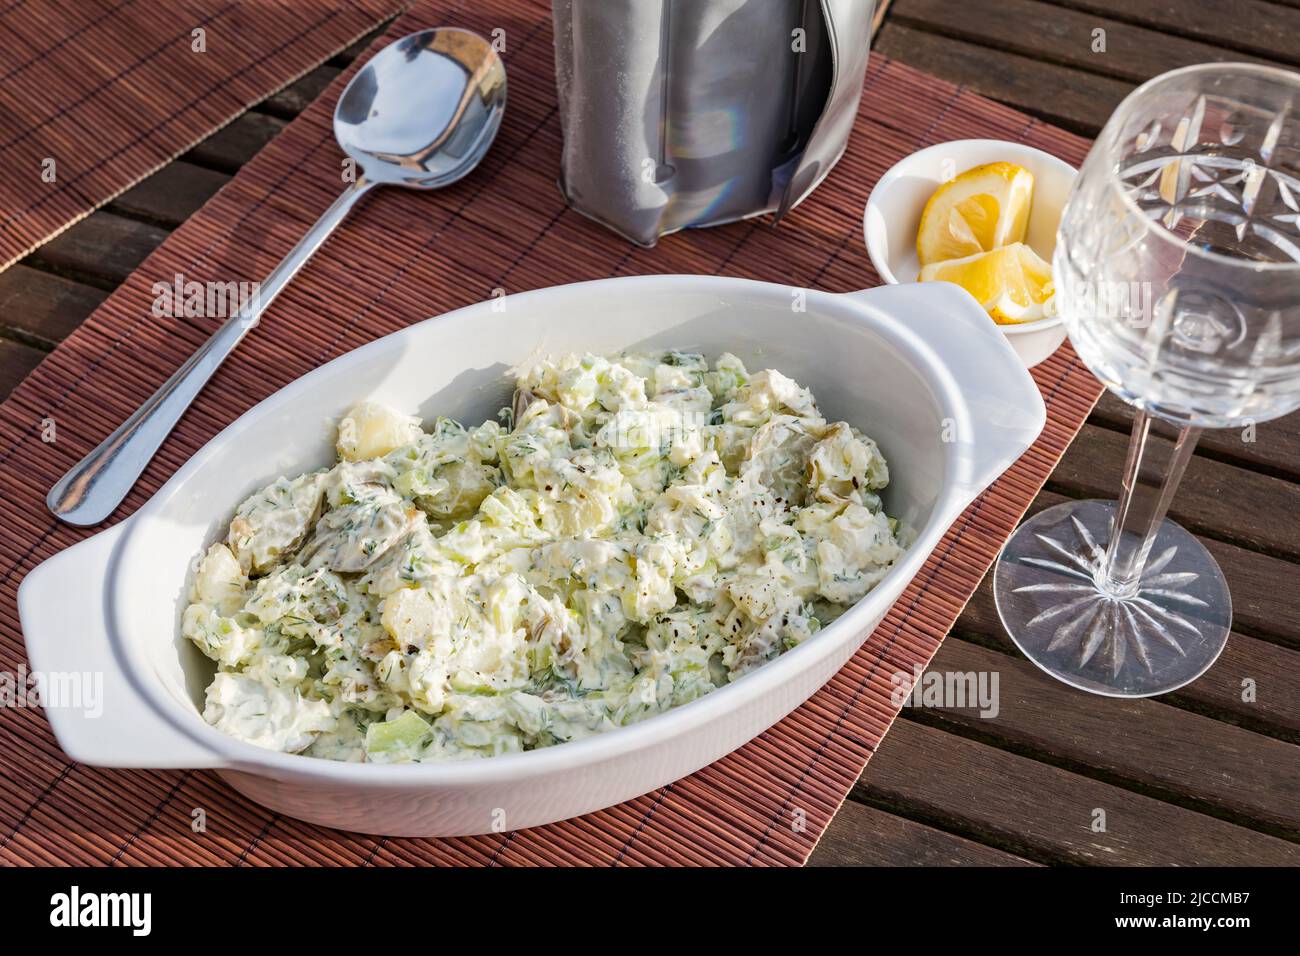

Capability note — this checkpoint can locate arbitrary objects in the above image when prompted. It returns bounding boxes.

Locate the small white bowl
[864,139,1077,368]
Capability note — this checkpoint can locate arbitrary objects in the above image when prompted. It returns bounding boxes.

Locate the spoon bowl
[335,27,507,189]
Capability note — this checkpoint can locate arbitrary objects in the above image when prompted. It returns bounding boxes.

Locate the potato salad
[185,351,906,763]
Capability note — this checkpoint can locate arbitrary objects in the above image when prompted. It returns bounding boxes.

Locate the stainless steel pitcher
[551,0,875,246]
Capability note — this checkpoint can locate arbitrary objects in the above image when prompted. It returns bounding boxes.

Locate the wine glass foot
[993,499,1231,698]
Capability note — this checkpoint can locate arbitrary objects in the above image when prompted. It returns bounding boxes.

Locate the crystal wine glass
[993,63,1300,697]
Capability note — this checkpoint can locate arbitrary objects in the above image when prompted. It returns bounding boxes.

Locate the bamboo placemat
[0,0,1102,866]
[0,0,403,272]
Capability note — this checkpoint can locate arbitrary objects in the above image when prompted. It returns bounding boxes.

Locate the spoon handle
[47,178,376,526]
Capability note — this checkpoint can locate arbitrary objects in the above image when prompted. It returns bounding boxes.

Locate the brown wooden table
[1,3,1296,866]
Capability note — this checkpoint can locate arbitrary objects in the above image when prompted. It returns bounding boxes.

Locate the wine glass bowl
[1056,64,1300,430]
[995,63,1300,697]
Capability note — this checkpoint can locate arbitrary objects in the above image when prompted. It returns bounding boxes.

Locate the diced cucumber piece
[364,710,430,753]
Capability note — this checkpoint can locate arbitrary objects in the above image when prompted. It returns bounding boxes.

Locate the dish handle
[18,521,228,769]
[842,282,1048,506]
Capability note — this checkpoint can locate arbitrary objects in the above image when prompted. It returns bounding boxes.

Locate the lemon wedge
[919,242,1056,324]
[917,162,1034,266]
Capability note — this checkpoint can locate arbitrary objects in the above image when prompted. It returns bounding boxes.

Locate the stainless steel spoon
[47,27,507,525]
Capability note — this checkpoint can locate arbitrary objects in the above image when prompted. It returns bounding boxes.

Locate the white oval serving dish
[19,275,1044,837]
[864,138,1077,368]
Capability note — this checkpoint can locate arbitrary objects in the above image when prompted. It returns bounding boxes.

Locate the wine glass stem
[1097,409,1202,598]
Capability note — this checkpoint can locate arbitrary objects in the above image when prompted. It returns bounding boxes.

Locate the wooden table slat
[915,639,1300,835]
[181,112,289,174]
[894,0,1287,85]
[0,340,45,400]
[958,573,1300,741]
[1092,392,1300,483]
[0,264,107,349]
[1052,423,1300,561]
[261,66,343,119]
[809,798,1040,866]
[875,22,1132,134]
[1046,0,1300,67]
[26,212,168,289]
[109,161,232,229]
[857,718,1300,865]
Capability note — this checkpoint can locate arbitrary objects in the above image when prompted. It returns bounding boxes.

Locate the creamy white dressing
[184,352,906,763]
